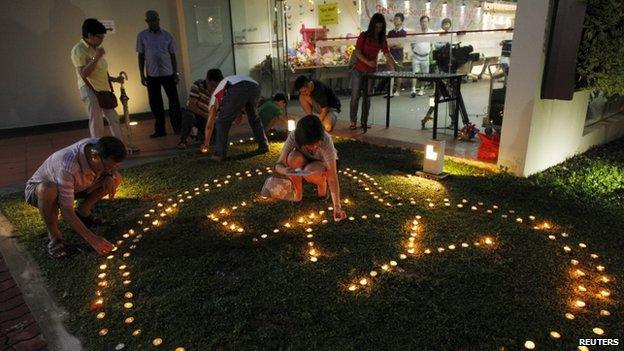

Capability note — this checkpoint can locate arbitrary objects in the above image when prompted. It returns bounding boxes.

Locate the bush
[576,0,624,96]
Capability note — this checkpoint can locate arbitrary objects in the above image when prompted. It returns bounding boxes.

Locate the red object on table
[300,24,329,54]
[477,133,500,162]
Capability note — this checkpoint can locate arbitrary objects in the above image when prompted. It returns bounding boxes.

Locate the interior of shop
[229,0,516,137]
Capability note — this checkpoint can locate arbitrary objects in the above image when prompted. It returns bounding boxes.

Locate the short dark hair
[294,115,324,147]
[94,137,127,162]
[294,75,311,91]
[441,18,452,26]
[394,13,405,22]
[82,18,107,39]
[206,69,223,83]
[273,93,287,103]
[419,15,430,23]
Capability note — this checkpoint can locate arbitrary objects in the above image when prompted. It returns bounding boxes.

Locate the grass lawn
[1,136,623,350]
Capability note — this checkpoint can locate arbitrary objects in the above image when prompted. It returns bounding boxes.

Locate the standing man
[25,137,126,258]
[207,75,269,161]
[387,13,407,96]
[294,75,340,132]
[411,15,434,98]
[137,10,182,138]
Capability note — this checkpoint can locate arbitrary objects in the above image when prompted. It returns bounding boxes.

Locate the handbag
[261,175,297,201]
[81,74,118,109]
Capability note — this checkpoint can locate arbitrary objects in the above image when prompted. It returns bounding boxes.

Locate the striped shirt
[26,138,101,208]
[186,79,212,117]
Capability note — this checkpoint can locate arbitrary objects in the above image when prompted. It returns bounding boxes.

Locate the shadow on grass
[0,137,623,350]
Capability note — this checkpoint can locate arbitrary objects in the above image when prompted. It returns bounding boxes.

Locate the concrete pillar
[498,0,590,176]
[497,0,551,176]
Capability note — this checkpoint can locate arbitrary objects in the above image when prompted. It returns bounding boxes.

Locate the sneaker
[410,91,417,98]
[417,89,425,96]
[393,91,400,97]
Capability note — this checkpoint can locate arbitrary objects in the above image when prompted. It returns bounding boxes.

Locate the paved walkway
[0,116,493,190]
[0,256,47,351]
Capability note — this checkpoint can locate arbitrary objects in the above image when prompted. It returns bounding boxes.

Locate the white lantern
[417,140,447,179]
[287,119,296,131]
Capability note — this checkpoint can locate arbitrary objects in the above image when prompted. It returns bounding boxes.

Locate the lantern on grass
[416,140,448,179]
[288,119,296,132]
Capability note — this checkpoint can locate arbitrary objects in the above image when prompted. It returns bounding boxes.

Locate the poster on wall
[318,2,339,25]
[99,20,115,34]
[194,5,223,45]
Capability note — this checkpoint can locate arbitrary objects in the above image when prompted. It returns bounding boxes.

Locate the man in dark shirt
[294,75,341,132]
[387,13,407,96]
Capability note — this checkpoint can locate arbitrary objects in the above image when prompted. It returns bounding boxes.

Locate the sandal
[47,240,68,259]
[75,210,103,229]
[349,123,357,130]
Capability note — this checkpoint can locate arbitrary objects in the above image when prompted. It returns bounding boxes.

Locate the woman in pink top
[350,13,398,130]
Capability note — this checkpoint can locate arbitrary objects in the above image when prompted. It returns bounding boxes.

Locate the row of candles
[90,158,617,350]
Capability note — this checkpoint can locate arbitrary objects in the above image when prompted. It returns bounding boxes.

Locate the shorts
[412,58,430,74]
[25,182,97,207]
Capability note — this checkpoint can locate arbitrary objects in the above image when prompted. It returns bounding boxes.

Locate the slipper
[75,211,103,229]
[47,240,68,259]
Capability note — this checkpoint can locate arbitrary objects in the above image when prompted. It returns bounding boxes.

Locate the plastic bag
[477,133,500,162]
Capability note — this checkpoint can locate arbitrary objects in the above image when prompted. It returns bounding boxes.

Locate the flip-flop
[47,240,68,259]
[349,124,357,130]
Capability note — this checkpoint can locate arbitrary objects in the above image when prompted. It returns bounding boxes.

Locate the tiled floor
[0,110,495,189]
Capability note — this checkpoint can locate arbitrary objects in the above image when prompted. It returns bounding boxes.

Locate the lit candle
[524,340,535,349]
[549,331,560,339]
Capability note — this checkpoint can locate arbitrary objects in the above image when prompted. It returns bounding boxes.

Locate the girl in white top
[275,115,347,221]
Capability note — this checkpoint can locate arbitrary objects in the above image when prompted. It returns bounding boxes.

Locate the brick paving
[0,255,47,351]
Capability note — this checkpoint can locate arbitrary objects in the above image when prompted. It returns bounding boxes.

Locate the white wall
[0,0,181,130]
[181,0,234,82]
[498,0,624,176]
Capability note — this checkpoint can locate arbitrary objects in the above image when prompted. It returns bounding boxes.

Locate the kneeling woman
[275,115,347,221]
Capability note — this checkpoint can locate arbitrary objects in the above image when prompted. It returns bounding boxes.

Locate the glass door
[229,0,287,96]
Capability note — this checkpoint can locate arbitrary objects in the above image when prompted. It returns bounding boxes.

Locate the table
[365,71,468,139]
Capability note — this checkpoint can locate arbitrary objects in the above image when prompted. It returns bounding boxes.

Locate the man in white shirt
[206,75,269,161]
[411,15,434,97]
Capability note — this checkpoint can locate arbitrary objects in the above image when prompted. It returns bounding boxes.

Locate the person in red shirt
[350,13,398,130]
